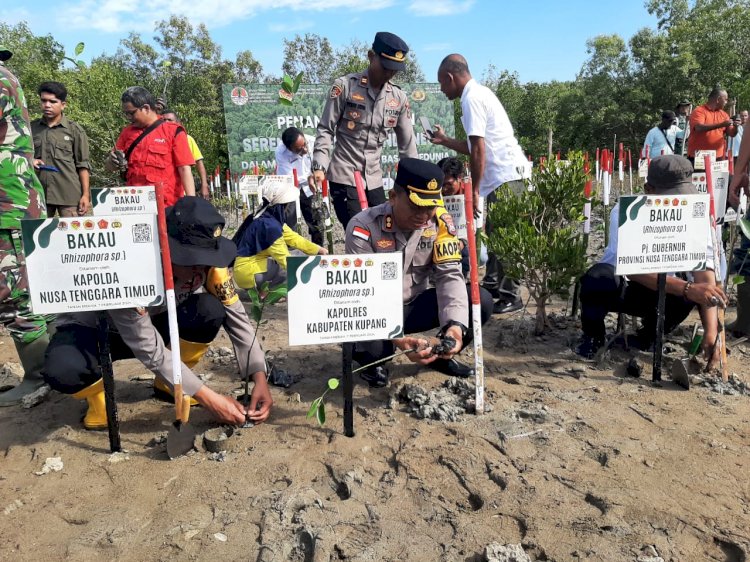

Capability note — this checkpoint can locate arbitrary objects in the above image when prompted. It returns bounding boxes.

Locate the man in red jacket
[106,87,195,206]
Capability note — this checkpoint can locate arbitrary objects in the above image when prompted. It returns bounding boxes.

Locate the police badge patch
[441,213,457,236]
[330,85,342,98]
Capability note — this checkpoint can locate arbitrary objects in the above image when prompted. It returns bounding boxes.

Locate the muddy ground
[2,208,750,562]
[1,291,749,562]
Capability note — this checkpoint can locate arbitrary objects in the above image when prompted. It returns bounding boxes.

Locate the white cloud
[3,7,34,26]
[59,0,394,33]
[268,20,315,33]
[407,0,475,16]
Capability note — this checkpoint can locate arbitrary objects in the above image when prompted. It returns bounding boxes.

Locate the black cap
[395,157,444,207]
[646,155,697,195]
[0,45,12,62]
[661,110,676,120]
[372,32,409,71]
[676,100,691,107]
[166,197,237,267]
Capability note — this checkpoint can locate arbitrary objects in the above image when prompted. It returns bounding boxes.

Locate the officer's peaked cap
[373,32,409,71]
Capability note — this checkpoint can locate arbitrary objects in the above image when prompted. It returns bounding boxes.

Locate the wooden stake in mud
[342,342,354,437]
[571,157,593,318]
[602,149,611,247]
[628,149,633,194]
[97,313,121,452]
[341,171,371,437]
[653,272,667,382]
[463,183,485,414]
[153,183,192,459]
[705,156,729,381]
[321,179,335,254]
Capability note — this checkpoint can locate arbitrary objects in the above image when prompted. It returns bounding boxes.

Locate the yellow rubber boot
[152,340,208,406]
[71,379,108,431]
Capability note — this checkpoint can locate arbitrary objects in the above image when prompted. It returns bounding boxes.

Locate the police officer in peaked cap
[344,158,493,388]
[313,32,418,230]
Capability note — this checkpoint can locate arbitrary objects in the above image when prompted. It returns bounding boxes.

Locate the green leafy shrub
[486,153,588,334]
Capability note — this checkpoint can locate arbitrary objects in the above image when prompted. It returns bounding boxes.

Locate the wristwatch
[312,162,326,173]
[441,320,468,340]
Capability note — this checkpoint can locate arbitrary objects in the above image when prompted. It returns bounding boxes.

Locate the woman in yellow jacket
[233,180,327,290]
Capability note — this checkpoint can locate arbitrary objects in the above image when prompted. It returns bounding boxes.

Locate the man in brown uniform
[313,31,417,229]
[345,158,492,387]
[31,81,91,217]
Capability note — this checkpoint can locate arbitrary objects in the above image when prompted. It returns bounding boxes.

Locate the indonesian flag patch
[352,226,371,241]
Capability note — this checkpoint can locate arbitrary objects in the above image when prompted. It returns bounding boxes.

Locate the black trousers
[329,181,386,230]
[482,184,522,300]
[579,263,695,342]
[299,191,323,245]
[353,285,494,365]
[44,293,226,394]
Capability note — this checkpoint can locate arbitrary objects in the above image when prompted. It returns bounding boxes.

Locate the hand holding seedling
[245,372,273,424]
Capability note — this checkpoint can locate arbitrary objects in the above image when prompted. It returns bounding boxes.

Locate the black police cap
[372,32,409,71]
[395,157,444,207]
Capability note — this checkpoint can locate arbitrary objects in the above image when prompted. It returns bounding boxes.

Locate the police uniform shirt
[345,201,468,327]
[313,71,418,190]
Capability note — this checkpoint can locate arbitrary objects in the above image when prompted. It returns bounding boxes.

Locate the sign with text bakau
[287,253,403,345]
[615,194,710,275]
[22,215,165,314]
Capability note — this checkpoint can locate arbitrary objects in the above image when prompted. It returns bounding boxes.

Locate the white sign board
[638,159,648,178]
[22,214,165,314]
[238,175,260,196]
[694,150,716,171]
[91,186,157,215]
[615,194,710,275]
[691,165,728,220]
[287,253,404,345]
[443,195,467,238]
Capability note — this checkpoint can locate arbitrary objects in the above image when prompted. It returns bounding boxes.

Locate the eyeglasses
[122,107,142,118]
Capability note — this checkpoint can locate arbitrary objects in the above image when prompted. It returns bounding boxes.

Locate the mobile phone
[419,116,434,138]
[36,164,60,172]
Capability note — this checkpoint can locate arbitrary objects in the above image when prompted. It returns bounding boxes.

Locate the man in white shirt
[431,53,529,314]
[275,127,322,244]
[642,110,684,157]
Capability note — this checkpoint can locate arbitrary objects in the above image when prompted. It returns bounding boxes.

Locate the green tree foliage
[486,155,588,334]
[282,33,425,86]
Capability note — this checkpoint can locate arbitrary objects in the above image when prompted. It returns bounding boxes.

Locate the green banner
[222,83,456,175]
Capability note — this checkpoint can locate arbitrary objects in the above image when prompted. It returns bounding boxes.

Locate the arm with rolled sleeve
[107,307,204,396]
[313,77,347,171]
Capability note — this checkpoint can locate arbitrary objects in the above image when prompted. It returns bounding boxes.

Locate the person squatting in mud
[344,157,493,388]
[42,197,273,428]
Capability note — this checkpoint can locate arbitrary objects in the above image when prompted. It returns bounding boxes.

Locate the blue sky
[8,0,657,83]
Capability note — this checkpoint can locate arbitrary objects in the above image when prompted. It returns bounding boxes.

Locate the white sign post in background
[91,186,157,215]
[615,194,710,276]
[22,214,165,314]
[443,195,468,238]
[287,253,403,346]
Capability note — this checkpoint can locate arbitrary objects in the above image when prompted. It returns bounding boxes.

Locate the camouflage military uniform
[0,62,49,344]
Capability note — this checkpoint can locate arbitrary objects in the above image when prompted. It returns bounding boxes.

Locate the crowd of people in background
[0,28,746,430]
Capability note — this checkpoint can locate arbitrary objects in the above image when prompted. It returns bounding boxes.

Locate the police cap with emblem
[166,196,237,267]
[0,45,12,62]
[396,157,444,207]
[372,32,409,71]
